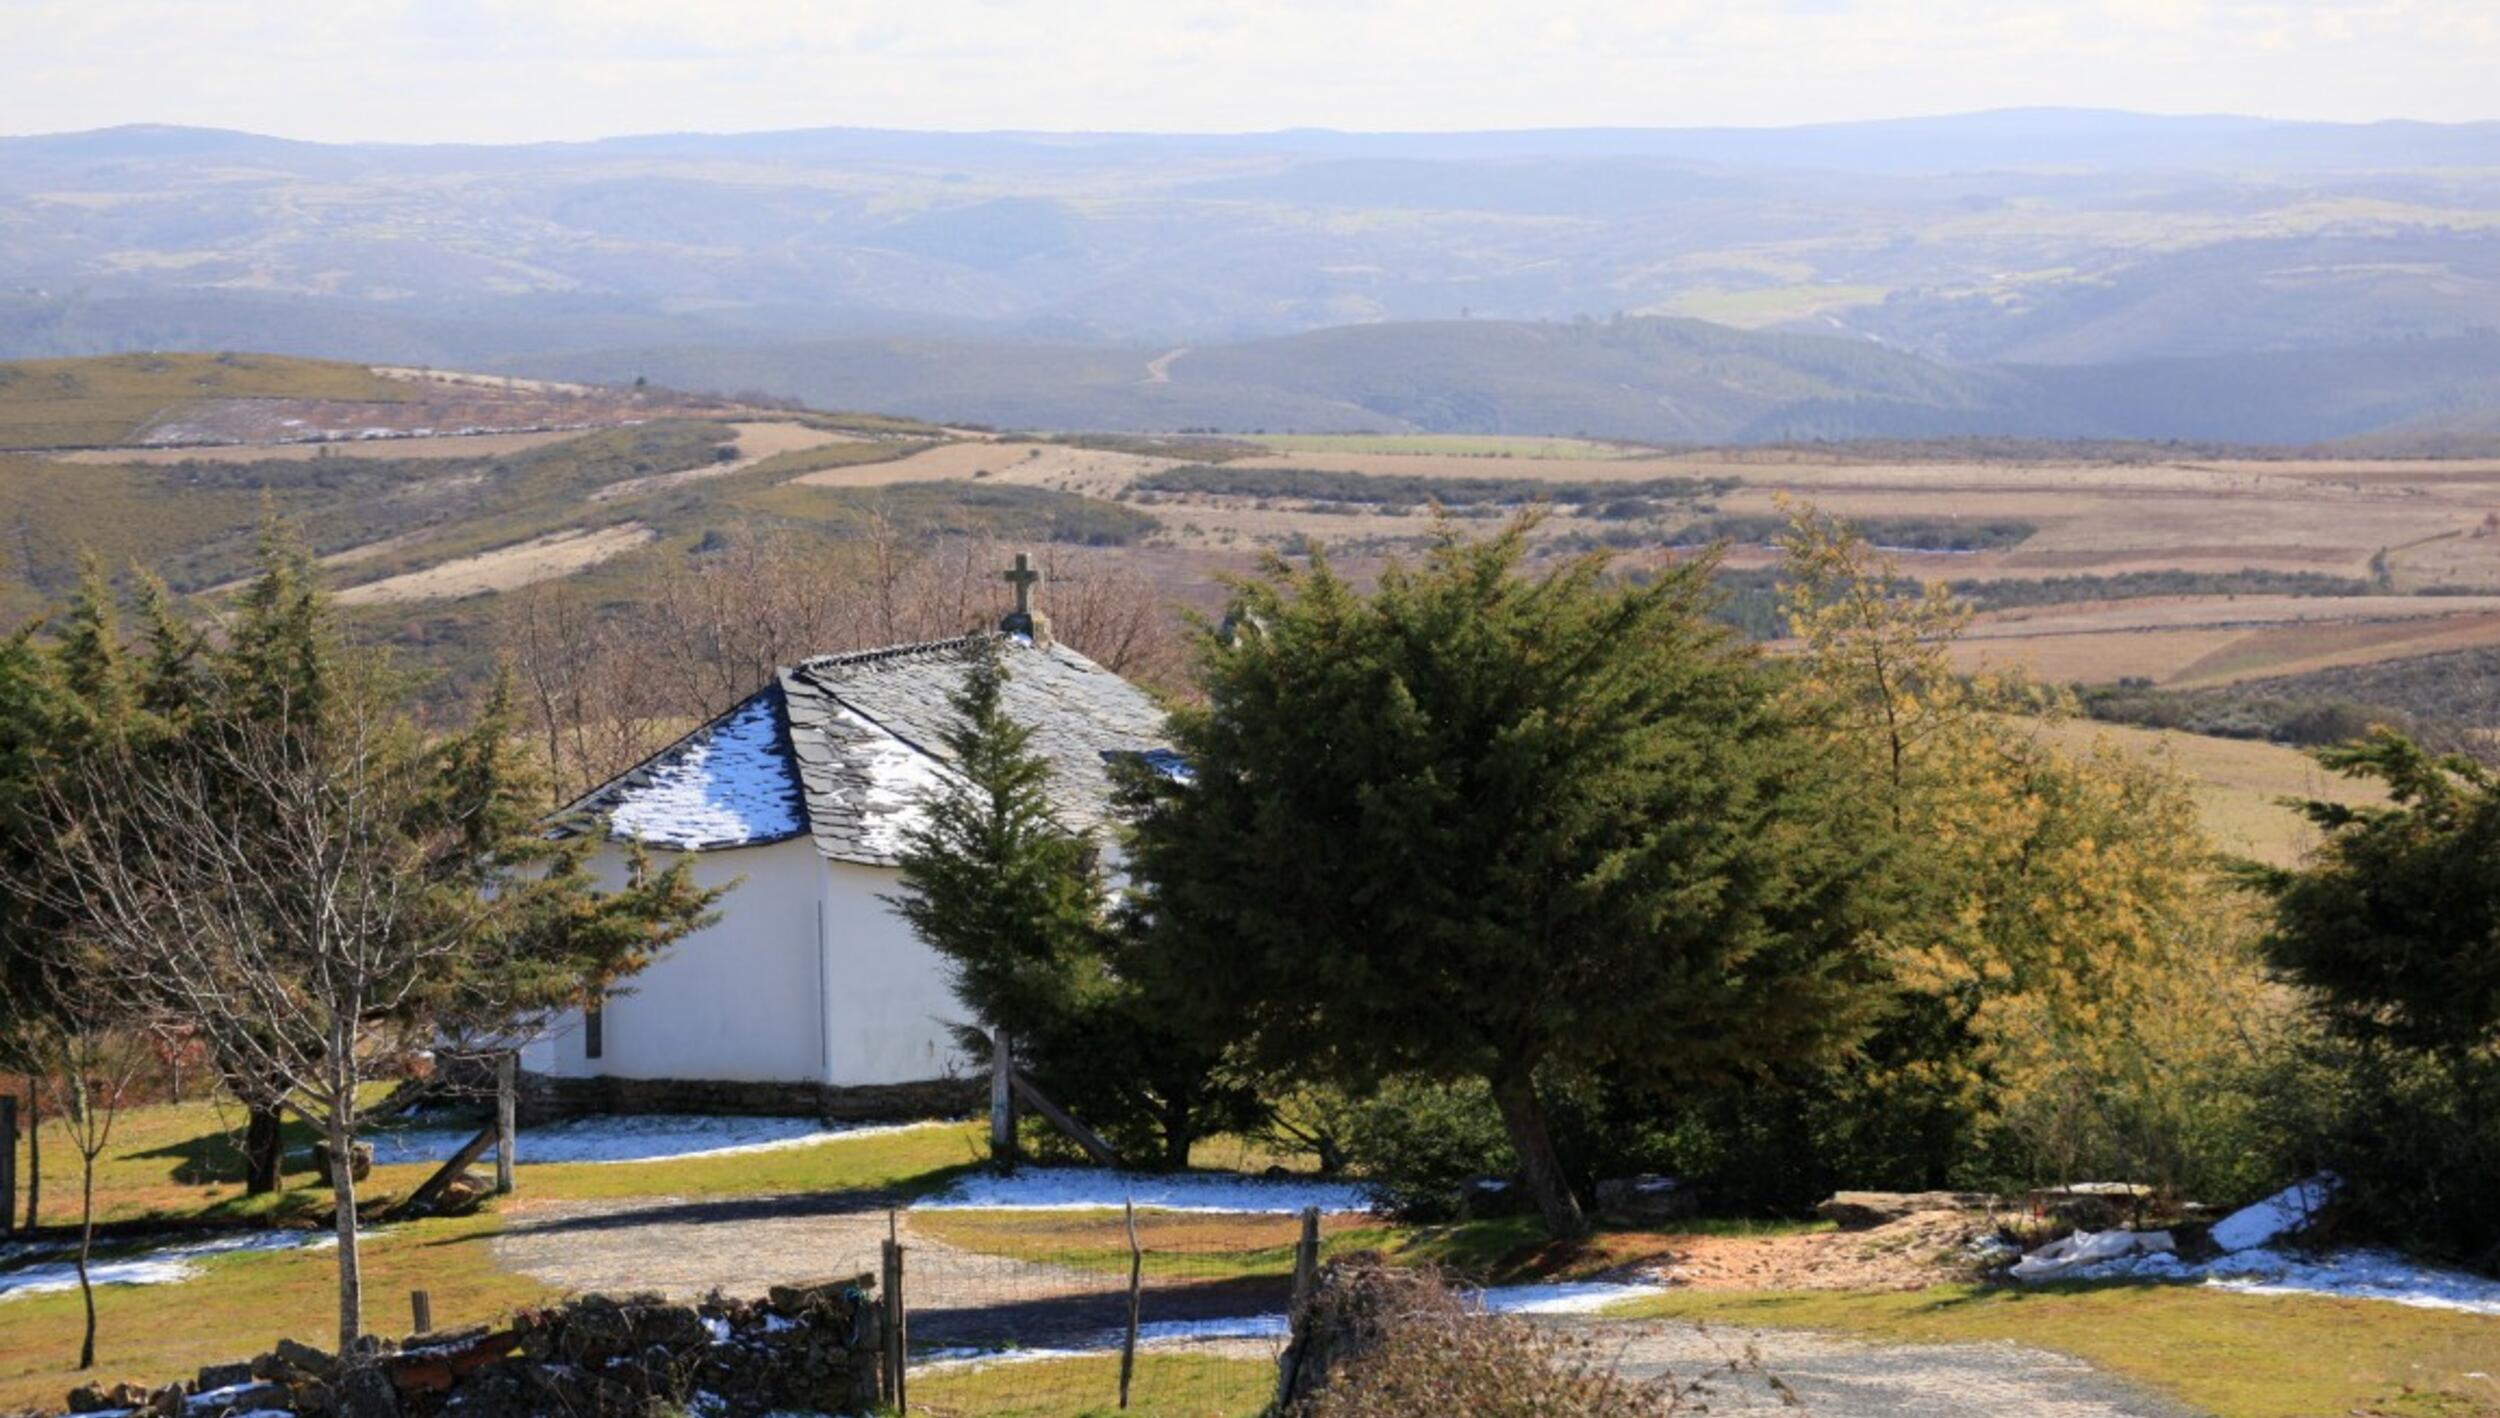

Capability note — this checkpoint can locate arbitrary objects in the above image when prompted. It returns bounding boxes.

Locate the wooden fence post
[0,1095,16,1240]
[1292,1206,1321,1313]
[989,1028,1015,1171]
[410,1289,433,1336]
[1118,1199,1143,1409]
[494,1053,517,1197]
[882,1212,908,1414]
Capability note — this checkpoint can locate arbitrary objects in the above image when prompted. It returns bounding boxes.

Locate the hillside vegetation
[0,352,406,449]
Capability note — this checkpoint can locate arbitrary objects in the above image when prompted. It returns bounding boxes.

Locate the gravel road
[1557,1318,2204,1417]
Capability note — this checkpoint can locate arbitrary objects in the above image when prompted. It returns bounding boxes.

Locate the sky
[2,0,2496,143]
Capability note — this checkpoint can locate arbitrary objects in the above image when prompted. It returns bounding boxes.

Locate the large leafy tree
[1779,506,2276,1197]
[891,638,1251,1168]
[1121,522,1884,1235]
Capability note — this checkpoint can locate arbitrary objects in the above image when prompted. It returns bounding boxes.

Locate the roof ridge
[792,632,994,673]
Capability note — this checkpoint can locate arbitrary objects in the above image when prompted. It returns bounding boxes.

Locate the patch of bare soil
[1618,1213,1996,1293]
[333,523,655,604]
[492,1195,1265,1348]
[790,440,1184,497]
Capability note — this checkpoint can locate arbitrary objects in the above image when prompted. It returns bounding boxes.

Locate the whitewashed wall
[527,838,968,1087]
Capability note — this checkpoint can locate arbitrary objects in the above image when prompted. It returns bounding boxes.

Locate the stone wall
[515,1069,981,1126]
[63,1281,885,1418]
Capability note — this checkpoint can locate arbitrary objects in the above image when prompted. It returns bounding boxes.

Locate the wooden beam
[396,1123,498,1218]
[1008,1069,1122,1169]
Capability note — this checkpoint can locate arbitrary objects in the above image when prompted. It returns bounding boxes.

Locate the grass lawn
[1611,1282,2500,1418]
[519,1120,990,1202]
[5,1097,992,1228]
[909,1351,1273,1418]
[0,1212,550,1413]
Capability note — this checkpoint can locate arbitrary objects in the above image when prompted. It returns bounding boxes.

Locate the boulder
[1594,1175,1697,1226]
[314,1140,375,1186]
[766,1274,874,1315]
[1817,1191,2001,1229]
[66,1381,148,1414]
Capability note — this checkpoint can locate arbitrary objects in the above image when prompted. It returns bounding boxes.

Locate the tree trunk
[24,1090,39,1230]
[76,1157,96,1370]
[1489,1070,1586,1239]
[1159,1099,1194,1173]
[244,1102,283,1195]
[325,1108,363,1350]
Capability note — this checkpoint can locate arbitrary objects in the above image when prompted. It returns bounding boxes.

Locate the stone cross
[1003,551,1042,616]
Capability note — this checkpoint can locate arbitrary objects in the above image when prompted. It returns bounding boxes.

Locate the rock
[1817,1190,2001,1229]
[190,1381,290,1415]
[1458,1176,1523,1218]
[313,1140,374,1185]
[766,1274,874,1314]
[145,1384,187,1417]
[66,1381,148,1413]
[1593,1174,1697,1226]
[624,1301,710,1350]
[273,1335,342,1380]
[197,1360,256,1392]
[433,1169,495,1218]
[336,1361,401,1418]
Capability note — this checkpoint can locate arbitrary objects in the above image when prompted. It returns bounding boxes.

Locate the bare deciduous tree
[39,670,713,1351]
[26,952,149,1371]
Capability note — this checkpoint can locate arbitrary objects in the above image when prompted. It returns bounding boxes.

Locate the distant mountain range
[3,112,2498,442]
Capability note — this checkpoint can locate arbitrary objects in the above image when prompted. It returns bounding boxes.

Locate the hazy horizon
[4,1,2495,145]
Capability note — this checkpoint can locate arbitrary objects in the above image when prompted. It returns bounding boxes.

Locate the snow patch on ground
[1476,1280,1670,1314]
[363,1114,953,1167]
[2208,1173,2338,1253]
[2023,1243,2500,1315]
[0,1231,333,1302]
[911,1168,1378,1214]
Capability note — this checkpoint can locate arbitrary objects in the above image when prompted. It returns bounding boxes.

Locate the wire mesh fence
[888,1203,1346,1418]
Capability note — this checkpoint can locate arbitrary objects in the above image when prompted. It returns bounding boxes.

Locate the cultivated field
[791,438,1188,497]
[333,523,657,604]
[2024,717,2381,866]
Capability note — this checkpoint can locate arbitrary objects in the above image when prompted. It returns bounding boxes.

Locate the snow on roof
[562,633,1169,865]
[593,688,809,851]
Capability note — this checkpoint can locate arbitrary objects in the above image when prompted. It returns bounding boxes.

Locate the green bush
[1339,1078,1516,1219]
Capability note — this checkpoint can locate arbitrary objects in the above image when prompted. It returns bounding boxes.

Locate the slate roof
[556,634,1168,865]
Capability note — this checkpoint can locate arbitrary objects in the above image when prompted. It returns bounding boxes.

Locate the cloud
[0,0,2491,142]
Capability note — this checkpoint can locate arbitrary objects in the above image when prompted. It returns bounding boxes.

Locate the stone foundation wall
[516,1069,981,1126]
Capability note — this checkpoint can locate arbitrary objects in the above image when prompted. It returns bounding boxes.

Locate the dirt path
[1556,1319,2201,1417]
[493,1194,1208,1346]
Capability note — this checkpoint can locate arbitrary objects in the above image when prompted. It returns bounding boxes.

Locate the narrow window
[585,1004,604,1060]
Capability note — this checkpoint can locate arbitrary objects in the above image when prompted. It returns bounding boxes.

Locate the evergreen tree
[1121,521,1885,1235]
[891,638,1252,1168]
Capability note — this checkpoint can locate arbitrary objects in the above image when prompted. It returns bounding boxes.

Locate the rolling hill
[512,319,2500,446]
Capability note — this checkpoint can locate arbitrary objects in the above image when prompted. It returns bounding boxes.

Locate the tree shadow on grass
[129,1110,326,1187]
